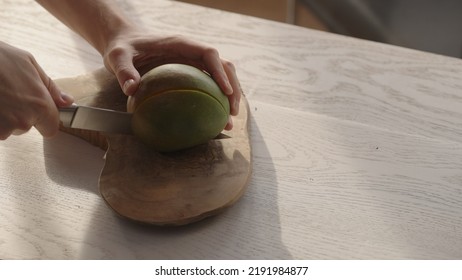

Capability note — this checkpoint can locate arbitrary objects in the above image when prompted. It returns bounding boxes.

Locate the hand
[103,31,242,130]
[0,41,74,140]
[35,0,241,130]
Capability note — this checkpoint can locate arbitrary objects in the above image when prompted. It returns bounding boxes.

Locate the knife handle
[58,104,78,127]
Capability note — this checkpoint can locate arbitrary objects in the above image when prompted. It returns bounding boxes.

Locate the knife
[59,104,133,134]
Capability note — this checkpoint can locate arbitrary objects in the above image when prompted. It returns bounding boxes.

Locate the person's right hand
[0,41,74,140]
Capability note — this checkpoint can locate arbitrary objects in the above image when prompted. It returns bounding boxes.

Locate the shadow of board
[42,0,291,259]
[107,115,292,259]
[43,113,292,259]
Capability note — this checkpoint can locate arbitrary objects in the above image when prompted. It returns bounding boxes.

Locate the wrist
[95,12,138,55]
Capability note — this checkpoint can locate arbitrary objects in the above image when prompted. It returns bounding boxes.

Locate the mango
[127,64,230,152]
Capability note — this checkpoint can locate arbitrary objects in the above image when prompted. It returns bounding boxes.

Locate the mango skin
[127,64,230,152]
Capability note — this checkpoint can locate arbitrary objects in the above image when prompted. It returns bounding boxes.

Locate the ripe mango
[127,64,230,152]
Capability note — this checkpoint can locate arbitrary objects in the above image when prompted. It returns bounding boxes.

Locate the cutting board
[55,67,252,226]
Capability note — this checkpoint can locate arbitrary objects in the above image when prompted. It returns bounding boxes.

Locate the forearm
[35,0,241,113]
[36,0,136,54]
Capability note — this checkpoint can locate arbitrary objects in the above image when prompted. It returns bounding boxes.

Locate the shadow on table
[43,114,292,259]
[42,0,290,259]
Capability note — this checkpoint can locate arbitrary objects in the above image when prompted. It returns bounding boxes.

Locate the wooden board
[55,68,252,226]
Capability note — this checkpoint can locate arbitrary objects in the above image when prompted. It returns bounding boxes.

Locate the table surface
[1,0,462,260]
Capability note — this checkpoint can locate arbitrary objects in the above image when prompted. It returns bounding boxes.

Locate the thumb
[105,48,141,96]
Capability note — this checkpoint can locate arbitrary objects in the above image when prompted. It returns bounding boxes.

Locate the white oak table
[1,0,462,259]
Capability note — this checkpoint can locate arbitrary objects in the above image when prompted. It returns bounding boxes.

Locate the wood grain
[54,68,251,226]
[1,0,462,259]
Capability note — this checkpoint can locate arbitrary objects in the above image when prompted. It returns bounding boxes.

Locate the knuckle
[204,46,219,58]
[35,110,59,138]
[15,47,33,59]
[112,64,129,76]
[34,97,50,112]
[22,50,39,66]
[166,34,186,43]
[105,47,133,75]
[105,47,126,64]
[16,50,36,67]
[222,59,235,71]
[0,116,31,140]
[12,111,34,131]
[26,51,36,62]
[0,131,10,140]
[107,46,126,59]
[44,76,57,93]
[15,119,32,132]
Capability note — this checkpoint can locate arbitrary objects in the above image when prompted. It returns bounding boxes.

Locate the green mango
[127,64,230,152]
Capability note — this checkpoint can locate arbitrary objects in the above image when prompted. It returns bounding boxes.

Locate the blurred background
[176,0,462,58]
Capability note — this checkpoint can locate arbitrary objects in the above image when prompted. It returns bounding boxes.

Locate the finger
[58,92,75,107]
[224,115,233,131]
[170,40,240,115]
[30,60,61,138]
[200,48,233,96]
[33,91,60,138]
[0,125,13,140]
[163,37,233,95]
[12,129,28,136]
[31,59,74,107]
[104,47,141,96]
[222,60,241,116]
[0,112,34,139]
[45,80,75,107]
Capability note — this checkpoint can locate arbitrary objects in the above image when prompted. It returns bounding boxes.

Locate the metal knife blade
[59,104,133,134]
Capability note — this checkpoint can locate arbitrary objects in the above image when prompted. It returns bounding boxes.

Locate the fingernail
[234,99,240,115]
[123,79,135,95]
[226,115,233,130]
[61,92,74,103]
[226,82,233,95]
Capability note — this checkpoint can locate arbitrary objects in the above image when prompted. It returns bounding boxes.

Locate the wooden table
[1,0,462,260]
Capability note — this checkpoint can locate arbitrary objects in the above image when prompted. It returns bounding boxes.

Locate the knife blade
[59,104,133,134]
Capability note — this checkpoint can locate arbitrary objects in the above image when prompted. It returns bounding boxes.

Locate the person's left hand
[102,30,241,130]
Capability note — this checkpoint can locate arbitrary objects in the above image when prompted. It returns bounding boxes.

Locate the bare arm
[35,0,134,54]
[36,0,241,127]
[0,42,74,139]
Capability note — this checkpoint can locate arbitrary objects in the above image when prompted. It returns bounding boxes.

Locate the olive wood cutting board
[55,68,252,226]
